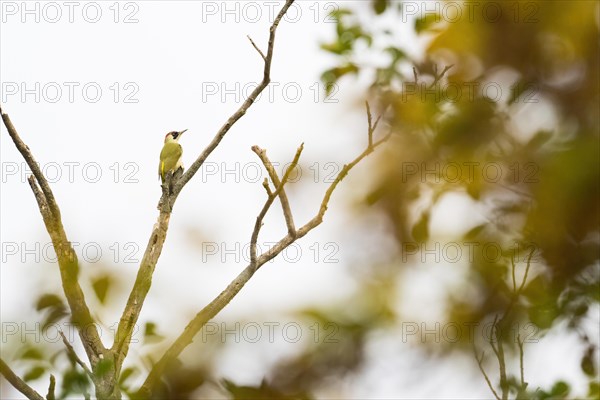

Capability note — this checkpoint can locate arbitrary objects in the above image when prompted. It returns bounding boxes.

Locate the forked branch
[111,0,297,380]
[474,350,501,400]
[474,249,534,400]
[1,107,105,367]
[136,103,391,397]
[252,144,302,239]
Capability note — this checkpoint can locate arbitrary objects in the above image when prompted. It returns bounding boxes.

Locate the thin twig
[27,176,52,226]
[511,255,517,294]
[495,323,508,400]
[487,315,508,400]
[500,246,535,322]
[412,66,418,84]
[0,358,45,400]
[247,35,266,61]
[473,349,501,400]
[517,334,526,390]
[366,101,373,147]
[60,331,93,379]
[517,248,534,295]
[429,64,454,88]
[262,178,273,196]
[365,101,382,148]
[46,375,56,400]
[1,108,59,221]
[488,315,500,358]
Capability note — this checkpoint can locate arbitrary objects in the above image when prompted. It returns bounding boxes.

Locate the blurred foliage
[148,360,207,400]
[222,379,311,400]
[36,294,69,330]
[317,0,599,398]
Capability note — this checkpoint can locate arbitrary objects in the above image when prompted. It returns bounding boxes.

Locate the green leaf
[49,350,63,365]
[581,346,596,376]
[549,381,570,397]
[415,14,441,34]
[119,367,138,387]
[588,381,600,399]
[61,369,91,396]
[92,275,112,304]
[23,366,45,382]
[526,130,553,152]
[320,41,348,55]
[372,0,389,15]
[36,294,64,311]
[523,275,549,304]
[508,80,537,105]
[21,347,44,360]
[466,182,482,200]
[36,293,68,329]
[145,322,158,336]
[42,307,68,330]
[463,224,486,240]
[412,211,430,243]
[321,63,359,94]
[528,304,557,330]
[143,322,165,343]
[222,378,311,400]
[328,8,352,22]
[384,46,407,65]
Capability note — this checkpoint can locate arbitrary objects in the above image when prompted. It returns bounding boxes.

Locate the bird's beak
[179,129,188,136]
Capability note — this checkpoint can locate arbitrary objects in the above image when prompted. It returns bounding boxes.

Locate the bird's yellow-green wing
[159,142,183,181]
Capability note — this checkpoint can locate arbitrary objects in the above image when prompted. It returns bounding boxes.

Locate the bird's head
[164,129,187,143]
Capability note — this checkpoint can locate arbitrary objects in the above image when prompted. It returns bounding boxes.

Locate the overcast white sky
[1,1,596,399]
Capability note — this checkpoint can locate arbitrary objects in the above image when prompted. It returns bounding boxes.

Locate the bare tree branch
[136,111,391,398]
[0,358,45,400]
[473,350,501,400]
[493,321,508,400]
[249,144,303,267]
[428,64,454,88]
[60,331,93,380]
[1,107,59,221]
[476,248,535,399]
[488,315,499,358]
[173,0,296,196]
[517,333,527,393]
[111,209,171,369]
[252,144,301,237]
[511,255,517,293]
[111,0,296,384]
[517,249,534,295]
[365,101,383,149]
[46,375,56,400]
[247,35,266,61]
[1,108,105,366]
[262,178,273,196]
[27,176,52,224]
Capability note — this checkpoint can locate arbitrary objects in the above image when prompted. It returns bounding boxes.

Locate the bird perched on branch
[159,129,187,183]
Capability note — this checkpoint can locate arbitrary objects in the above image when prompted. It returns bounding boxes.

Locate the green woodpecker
[159,129,187,183]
